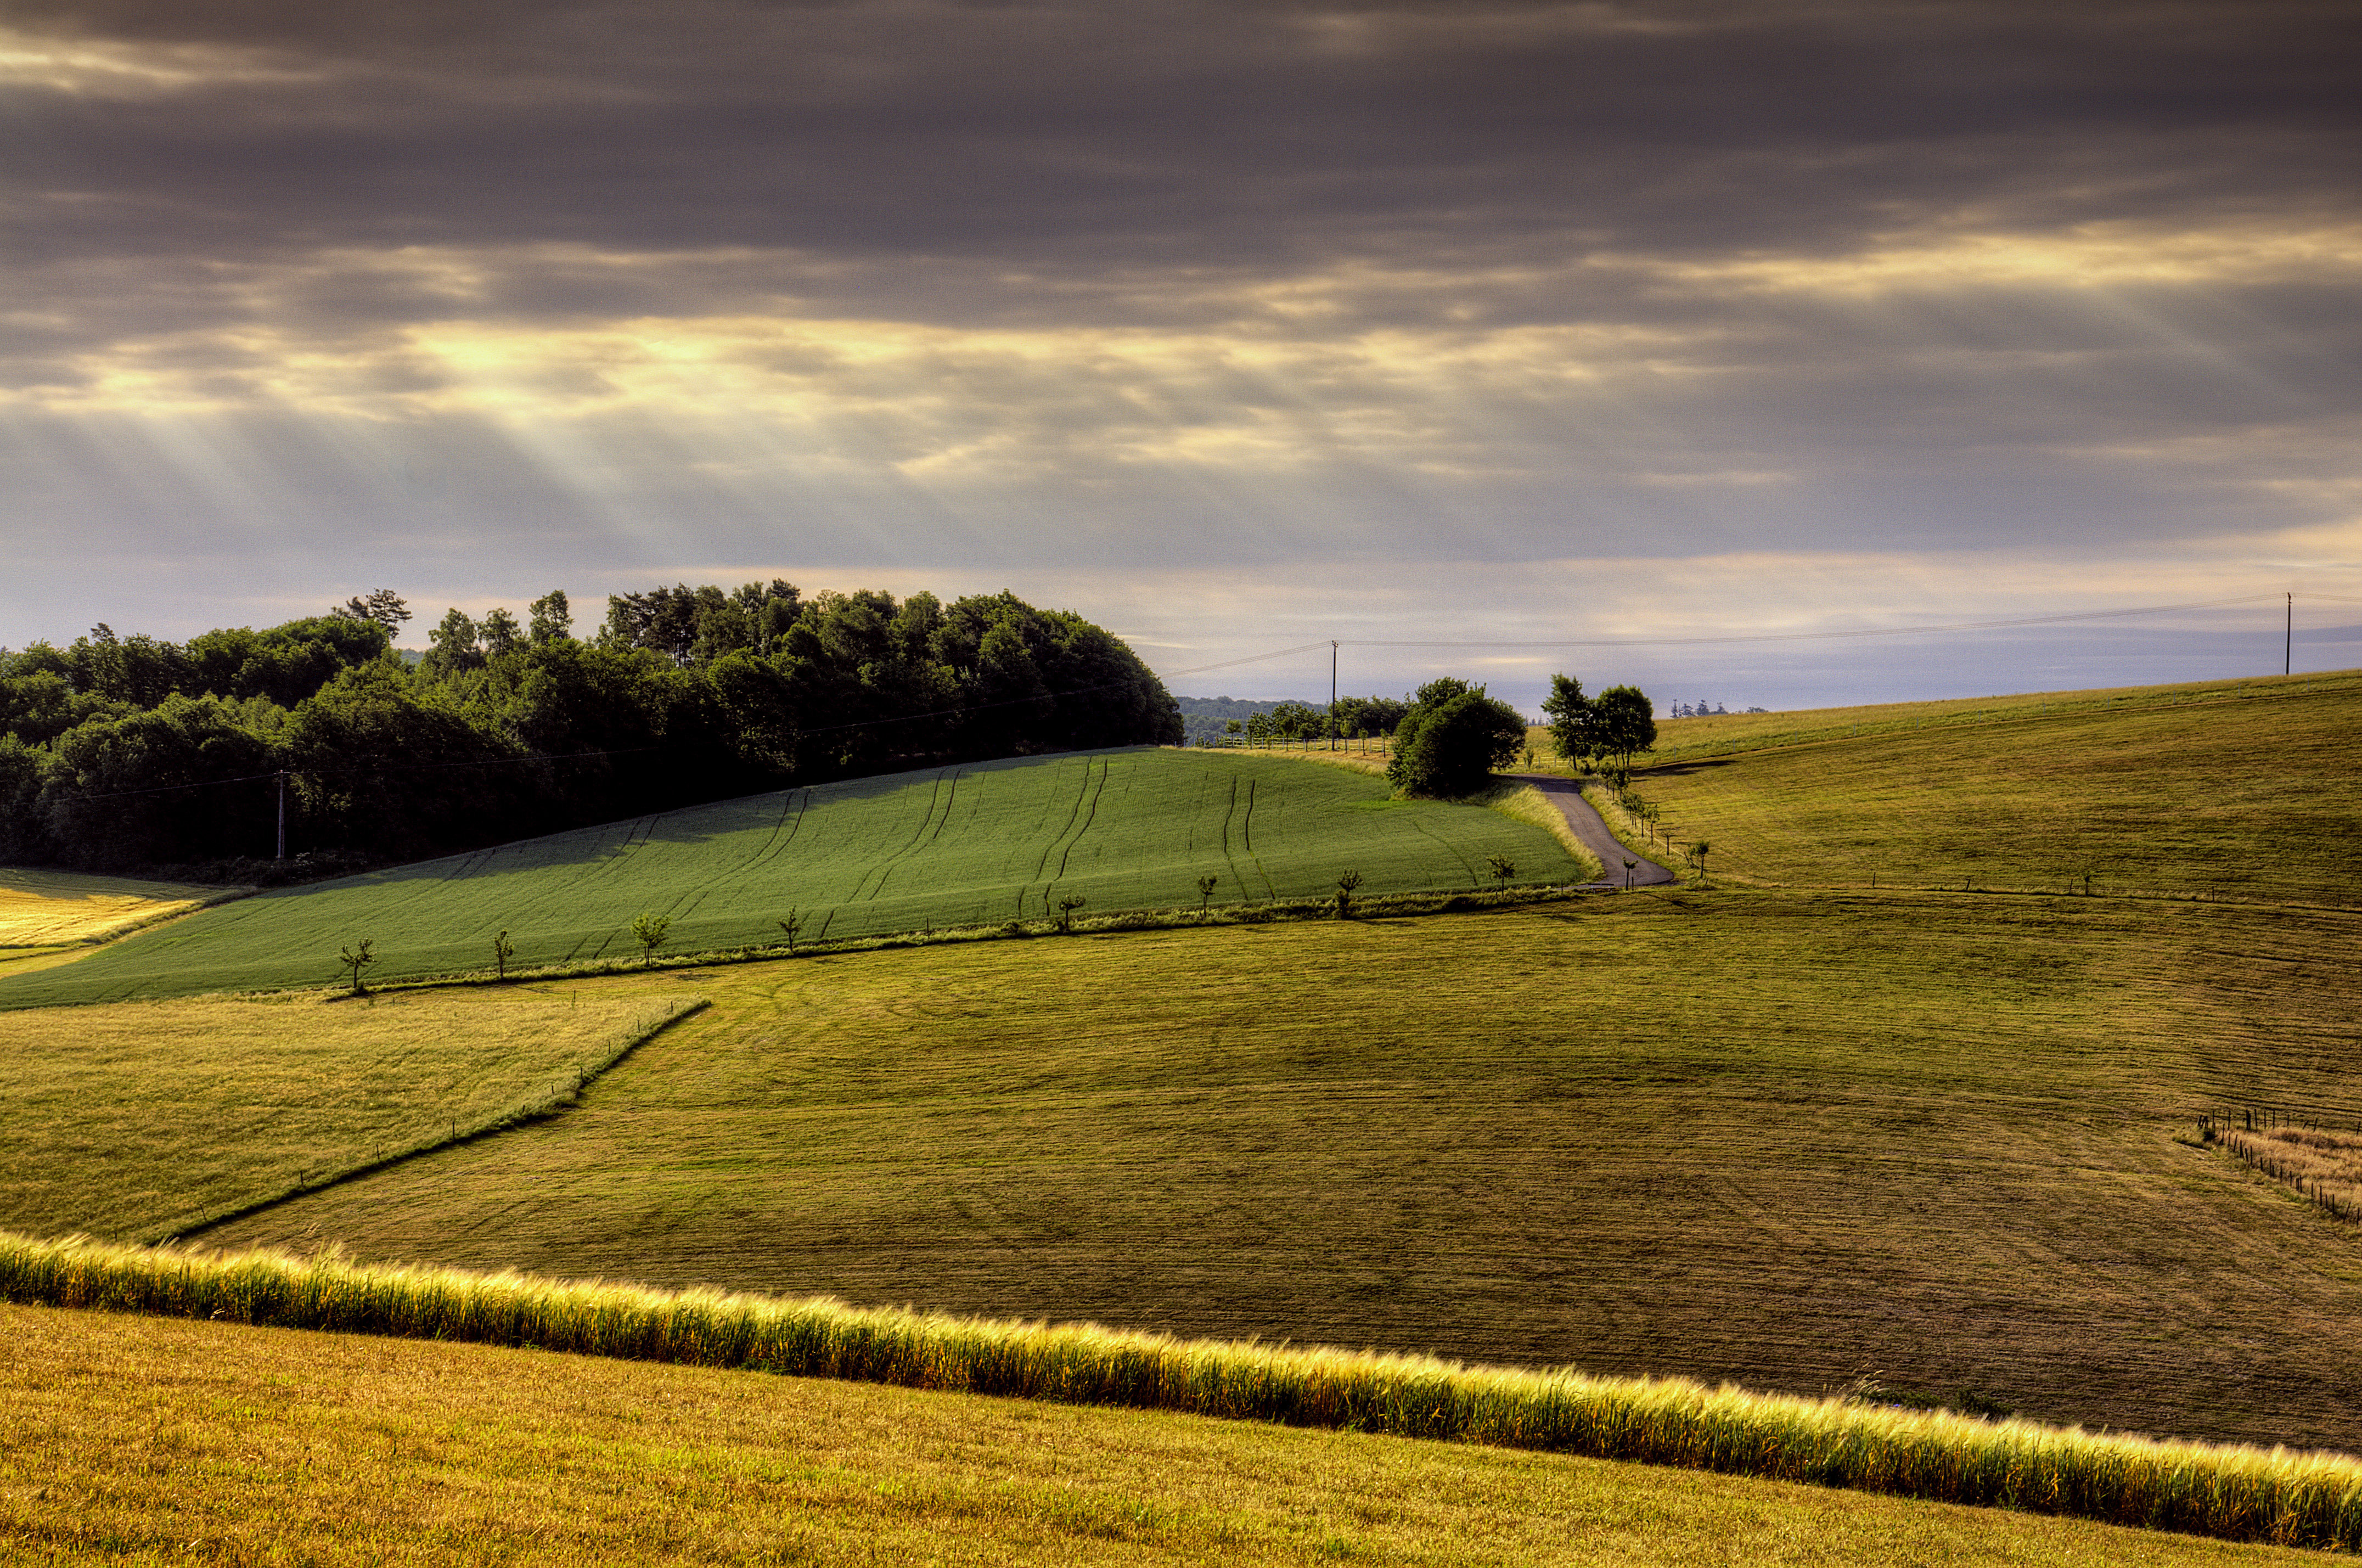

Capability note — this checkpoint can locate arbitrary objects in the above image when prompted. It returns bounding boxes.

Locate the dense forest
[0,583,1180,876]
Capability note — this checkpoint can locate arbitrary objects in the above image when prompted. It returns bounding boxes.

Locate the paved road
[1509,773,1677,889]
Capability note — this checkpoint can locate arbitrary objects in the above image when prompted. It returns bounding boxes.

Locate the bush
[1387,688,1527,799]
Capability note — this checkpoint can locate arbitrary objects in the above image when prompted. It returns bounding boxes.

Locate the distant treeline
[0,584,1180,875]
[1176,694,1415,747]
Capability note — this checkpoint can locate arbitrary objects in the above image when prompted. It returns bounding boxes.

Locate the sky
[5,0,2360,713]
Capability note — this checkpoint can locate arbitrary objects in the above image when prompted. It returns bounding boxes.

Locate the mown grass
[0,988,700,1242]
[192,890,2362,1454]
[2,1305,2302,1568]
[0,747,1581,1009]
[0,866,221,947]
[0,866,230,985]
[4,1239,2356,1557]
[1605,674,2362,901]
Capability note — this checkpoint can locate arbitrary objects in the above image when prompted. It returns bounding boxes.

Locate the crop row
[7,1232,2362,1550]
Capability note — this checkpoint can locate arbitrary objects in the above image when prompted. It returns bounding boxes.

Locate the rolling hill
[8,668,2362,1554]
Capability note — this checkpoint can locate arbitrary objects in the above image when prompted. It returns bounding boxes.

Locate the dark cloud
[3,1,2359,689]
[10,2,2359,281]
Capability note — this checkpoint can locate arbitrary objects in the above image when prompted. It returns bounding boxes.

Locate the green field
[1633,667,2362,768]
[4,1301,2303,1566]
[0,988,698,1241]
[1607,675,2362,902]
[0,748,1581,1010]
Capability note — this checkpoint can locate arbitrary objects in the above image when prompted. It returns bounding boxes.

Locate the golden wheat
[6,1231,2361,1551]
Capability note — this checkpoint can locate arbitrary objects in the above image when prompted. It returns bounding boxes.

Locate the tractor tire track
[1241,777,1277,900]
[1019,759,1100,918]
[859,769,954,903]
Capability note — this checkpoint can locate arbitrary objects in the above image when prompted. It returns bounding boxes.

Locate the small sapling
[1334,869,1363,919]
[337,938,375,996]
[631,911,671,966]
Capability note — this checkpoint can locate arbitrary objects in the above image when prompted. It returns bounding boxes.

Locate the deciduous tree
[1387,683,1527,799]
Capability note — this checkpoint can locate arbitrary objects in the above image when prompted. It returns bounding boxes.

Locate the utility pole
[2287,592,2293,677]
[275,771,286,861]
[1330,640,1338,750]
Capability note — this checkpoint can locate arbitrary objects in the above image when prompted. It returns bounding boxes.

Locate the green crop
[0,748,1582,1009]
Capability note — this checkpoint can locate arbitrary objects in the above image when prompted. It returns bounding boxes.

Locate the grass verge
[1475,782,1606,881]
[6,1234,2361,1553]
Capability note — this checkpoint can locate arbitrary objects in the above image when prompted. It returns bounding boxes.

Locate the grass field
[1598,674,2362,902]
[187,887,2362,1454]
[2,1302,2305,1567]
[0,747,1581,1010]
[1634,667,2362,767]
[0,987,699,1242]
[0,866,226,983]
[9,670,2362,1547]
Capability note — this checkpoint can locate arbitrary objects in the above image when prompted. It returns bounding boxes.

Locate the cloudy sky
[5,1,2359,710]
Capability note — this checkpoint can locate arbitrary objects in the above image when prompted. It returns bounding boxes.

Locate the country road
[1511,773,1676,889]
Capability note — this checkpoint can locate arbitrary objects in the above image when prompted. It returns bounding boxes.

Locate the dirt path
[1510,773,1676,889]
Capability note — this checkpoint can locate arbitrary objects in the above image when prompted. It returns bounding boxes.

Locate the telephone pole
[275,771,286,861]
[2286,592,2293,677]
[1330,640,1339,750]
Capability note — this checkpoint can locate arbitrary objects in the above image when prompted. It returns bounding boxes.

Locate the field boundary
[17,883,1613,1013]
[4,880,257,952]
[151,998,710,1246]
[7,1233,2362,1551]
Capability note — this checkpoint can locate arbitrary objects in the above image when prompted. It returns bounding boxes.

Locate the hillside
[11,671,2362,1473]
[194,887,2362,1454]
[0,747,1582,1009]
[2,1302,2297,1566]
[0,988,698,1241]
[1609,669,2362,901]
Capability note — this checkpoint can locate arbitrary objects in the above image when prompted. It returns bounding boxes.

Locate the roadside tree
[1542,673,1596,763]
[1594,685,1658,763]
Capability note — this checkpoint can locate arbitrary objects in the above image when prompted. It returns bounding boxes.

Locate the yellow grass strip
[0,867,228,947]
[1476,782,1605,881]
[4,1232,2360,1550]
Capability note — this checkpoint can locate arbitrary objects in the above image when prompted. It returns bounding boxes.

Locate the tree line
[0,584,1180,875]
